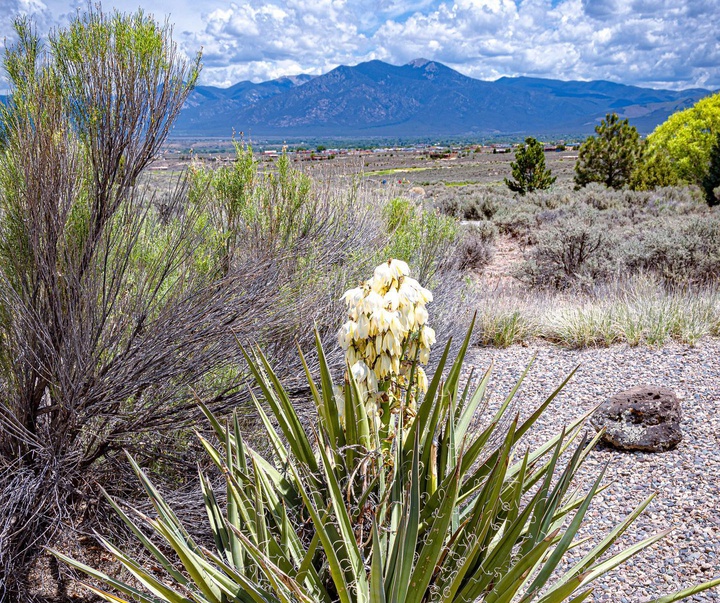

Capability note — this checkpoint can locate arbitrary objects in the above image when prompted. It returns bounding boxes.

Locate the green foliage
[574,113,641,190]
[629,147,680,191]
[382,197,458,283]
[189,144,319,273]
[57,318,720,603]
[505,137,556,195]
[645,91,720,184]
[0,7,206,597]
[701,132,720,206]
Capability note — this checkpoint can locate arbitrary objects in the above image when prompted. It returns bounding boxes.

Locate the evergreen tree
[574,113,641,190]
[702,132,720,206]
[504,137,556,195]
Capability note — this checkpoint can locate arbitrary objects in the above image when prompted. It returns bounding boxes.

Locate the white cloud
[0,0,718,90]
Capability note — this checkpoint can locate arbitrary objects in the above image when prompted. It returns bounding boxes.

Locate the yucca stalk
[54,316,720,603]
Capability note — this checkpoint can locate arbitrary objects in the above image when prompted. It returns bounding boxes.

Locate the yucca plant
[55,261,720,603]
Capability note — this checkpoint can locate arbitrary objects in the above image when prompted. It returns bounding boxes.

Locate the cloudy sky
[2,0,719,91]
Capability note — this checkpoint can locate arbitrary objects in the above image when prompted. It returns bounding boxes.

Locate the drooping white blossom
[338,259,435,428]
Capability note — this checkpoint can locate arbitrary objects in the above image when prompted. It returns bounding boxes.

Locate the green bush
[382,197,459,283]
[645,91,720,185]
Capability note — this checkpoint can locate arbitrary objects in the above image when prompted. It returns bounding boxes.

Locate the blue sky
[1,0,719,90]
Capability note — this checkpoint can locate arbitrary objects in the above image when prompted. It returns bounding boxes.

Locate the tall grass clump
[58,260,720,603]
[540,276,720,347]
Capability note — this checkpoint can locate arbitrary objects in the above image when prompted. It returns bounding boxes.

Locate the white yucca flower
[338,259,435,433]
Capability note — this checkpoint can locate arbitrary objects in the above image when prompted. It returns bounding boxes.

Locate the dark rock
[591,386,682,452]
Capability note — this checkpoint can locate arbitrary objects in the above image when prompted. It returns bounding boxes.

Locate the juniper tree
[574,113,641,190]
[504,137,556,195]
[702,132,720,206]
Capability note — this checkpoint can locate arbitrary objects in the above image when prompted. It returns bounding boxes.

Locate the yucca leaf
[228,527,315,603]
[199,471,231,560]
[97,487,189,586]
[505,406,594,488]
[246,386,292,465]
[370,522,387,603]
[565,589,594,603]
[454,364,492,449]
[315,426,369,601]
[532,572,589,603]
[201,545,285,603]
[197,434,261,544]
[125,453,192,543]
[460,366,578,501]
[196,397,227,441]
[343,370,359,468]
[148,518,223,603]
[246,445,298,501]
[393,429,421,603]
[286,462,357,603]
[553,492,657,588]
[438,390,457,497]
[298,338,339,448]
[314,328,346,448]
[226,422,244,571]
[238,341,318,472]
[294,529,327,596]
[525,463,608,596]
[76,583,147,603]
[485,528,561,603]
[645,576,720,603]
[442,312,476,403]
[406,462,461,603]
[519,430,565,554]
[533,434,590,545]
[410,336,452,448]
[93,535,194,603]
[574,528,671,589]
[48,549,167,603]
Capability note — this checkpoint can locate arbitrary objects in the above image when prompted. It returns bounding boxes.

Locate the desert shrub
[435,186,508,220]
[493,200,542,241]
[57,261,720,603]
[382,196,459,283]
[0,9,212,598]
[624,215,720,285]
[518,207,622,289]
[526,187,574,209]
[578,181,626,210]
[455,236,493,272]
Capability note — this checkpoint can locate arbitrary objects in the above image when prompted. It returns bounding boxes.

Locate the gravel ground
[463,338,720,602]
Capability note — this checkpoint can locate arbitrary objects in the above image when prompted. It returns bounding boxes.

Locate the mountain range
[174,58,714,139]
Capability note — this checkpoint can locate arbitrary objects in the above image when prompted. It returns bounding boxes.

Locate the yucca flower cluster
[338,259,435,431]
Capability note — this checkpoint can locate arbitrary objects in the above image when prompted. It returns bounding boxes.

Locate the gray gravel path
[463,338,720,602]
